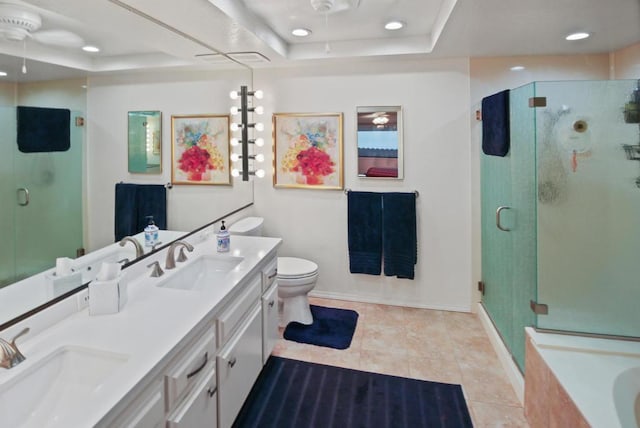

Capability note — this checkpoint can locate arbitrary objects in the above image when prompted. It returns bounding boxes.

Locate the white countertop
[0,235,281,428]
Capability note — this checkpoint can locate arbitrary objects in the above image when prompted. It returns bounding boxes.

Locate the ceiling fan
[0,1,84,48]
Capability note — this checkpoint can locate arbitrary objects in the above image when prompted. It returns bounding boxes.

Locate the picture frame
[171,114,231,185]
[273,112,344,189]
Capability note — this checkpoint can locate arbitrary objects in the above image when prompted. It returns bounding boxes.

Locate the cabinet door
[217,304,262,428]
[167,366,217,428]
[262,282,279,364]
[105,380,164,428]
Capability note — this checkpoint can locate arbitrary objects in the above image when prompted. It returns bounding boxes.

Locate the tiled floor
[272,297,530,428]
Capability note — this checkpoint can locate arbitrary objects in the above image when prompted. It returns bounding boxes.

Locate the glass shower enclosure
[481,79,640,372]
[0,106,84,287]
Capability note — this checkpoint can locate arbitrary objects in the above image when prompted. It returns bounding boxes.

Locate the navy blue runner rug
[233,356,473,428]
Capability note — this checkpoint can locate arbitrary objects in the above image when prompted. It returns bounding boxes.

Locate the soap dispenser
[217,220,230,252]
[144,216,159,247]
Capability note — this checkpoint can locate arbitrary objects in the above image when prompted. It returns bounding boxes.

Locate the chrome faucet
[165,241,194,269]
[0,327,30,369]
[119,236,144,258]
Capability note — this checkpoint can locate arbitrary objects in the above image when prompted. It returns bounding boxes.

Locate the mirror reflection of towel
[481,90,510,157]
[115,183,167,241]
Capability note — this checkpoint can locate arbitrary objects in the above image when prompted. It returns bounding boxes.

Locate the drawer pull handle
[207,386,217,398]
[268,300,275,308]
[228,357,237,368]
[186,352,208,379]
[267,270,277,280]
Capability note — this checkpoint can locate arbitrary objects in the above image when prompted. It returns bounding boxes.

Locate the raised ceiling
[0,0,638,81]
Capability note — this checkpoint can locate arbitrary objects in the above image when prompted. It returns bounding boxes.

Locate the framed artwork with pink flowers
[171,114,231,185]
[273,112,344,189]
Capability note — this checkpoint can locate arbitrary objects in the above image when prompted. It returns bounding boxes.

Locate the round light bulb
[231,169,240,177]
[230,106,239,115]
[254,122,264,132]
[230,122,240,131]
[253,90,263,99]
[255,169,265,178]
[384,21,404,30]
[230,137,239,146]
[255,153,265,162]
[230,153,240,162]
[229,90,239,100]
[254,106,264,115]
[254,137,265,147]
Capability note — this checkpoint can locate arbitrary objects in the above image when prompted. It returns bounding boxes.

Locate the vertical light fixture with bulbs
[229,86,265,181]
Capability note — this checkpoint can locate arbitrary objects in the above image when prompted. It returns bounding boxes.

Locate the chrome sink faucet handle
[0,327,30,369]
[119,236,144,258]
[165,241,194,270]
[147,261,164,277]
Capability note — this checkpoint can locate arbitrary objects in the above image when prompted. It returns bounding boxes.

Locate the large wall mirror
[128,111,162,174]
[357,106,403,179]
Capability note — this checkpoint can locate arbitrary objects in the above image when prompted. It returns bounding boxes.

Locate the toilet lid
[277,257,318,278]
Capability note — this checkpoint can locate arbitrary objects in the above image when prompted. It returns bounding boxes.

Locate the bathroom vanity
[0,234,281,428]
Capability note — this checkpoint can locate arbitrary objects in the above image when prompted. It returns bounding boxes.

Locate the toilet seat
[277,257,318,280]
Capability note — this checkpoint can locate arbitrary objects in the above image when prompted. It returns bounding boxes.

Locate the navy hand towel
[115,183,167,242]
[382,192,417,279]
[481,89,510,157]
[348,191,383,275]
[17,106,71,153]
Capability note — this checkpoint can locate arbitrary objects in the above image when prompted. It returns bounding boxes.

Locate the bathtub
[526,327,640,428]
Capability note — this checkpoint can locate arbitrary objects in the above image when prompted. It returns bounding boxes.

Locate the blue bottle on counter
[217,221,230,252]
[144,216,159,247]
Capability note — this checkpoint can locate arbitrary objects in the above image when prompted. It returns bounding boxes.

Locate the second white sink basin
[157,255,244,291]
[0,346,129,428]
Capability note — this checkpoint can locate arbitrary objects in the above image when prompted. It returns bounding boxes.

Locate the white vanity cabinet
[166,365,217,428]
[104,380,165,428]
[261,257,279,364]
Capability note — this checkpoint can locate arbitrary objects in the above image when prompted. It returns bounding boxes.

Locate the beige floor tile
[468,401,530,428]
[271,299,526,425]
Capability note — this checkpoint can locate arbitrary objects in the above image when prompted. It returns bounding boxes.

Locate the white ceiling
[0,0,638,82]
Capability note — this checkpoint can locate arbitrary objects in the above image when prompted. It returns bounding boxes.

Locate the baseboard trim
[309,290,472,313]
[476,302,524,404]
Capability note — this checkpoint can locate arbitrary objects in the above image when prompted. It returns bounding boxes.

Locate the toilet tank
[228,217,264,236]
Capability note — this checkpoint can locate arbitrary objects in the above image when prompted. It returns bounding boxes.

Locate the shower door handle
[496,206,511,232]
[16,188,30,206]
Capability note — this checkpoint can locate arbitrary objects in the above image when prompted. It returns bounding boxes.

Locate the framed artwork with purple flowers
[171,114,231,185]
[273,112,344,189]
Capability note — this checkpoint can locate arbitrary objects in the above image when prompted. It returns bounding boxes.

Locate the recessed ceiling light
[291,28,311,37]
[384,20,404,31]
[0,71,7,77]
[82,45,100,53]
[510,65,525,71]
[565,32,590,41]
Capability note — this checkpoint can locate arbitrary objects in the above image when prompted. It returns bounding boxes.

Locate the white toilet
[228,217,318,326]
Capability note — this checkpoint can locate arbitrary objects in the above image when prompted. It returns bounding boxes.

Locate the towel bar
[344,188,419,197]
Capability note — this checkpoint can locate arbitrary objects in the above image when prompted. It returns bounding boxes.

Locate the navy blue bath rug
[283,305,359,350]
[233,356,473,428]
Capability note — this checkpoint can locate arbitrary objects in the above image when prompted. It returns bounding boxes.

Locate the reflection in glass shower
[536,79,640,338]
[0,106,83,288]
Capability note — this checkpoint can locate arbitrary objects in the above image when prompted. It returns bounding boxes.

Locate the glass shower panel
[535,80,640,337]
[509,83,537,369]
[0,107,16,287]
[13,110,84,281]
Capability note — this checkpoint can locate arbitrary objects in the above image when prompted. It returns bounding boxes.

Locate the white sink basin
[0,346,128,428]
[157,255,244,291]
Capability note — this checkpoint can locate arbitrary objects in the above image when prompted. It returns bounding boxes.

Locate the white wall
[253,58,473,311]
[86,69,254,251]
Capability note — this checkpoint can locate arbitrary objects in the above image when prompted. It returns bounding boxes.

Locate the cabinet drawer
[262,282,279,364]
[165,329,216,408]
[217,275,261,346]
[166,366,217,428]
[261,257,278,292]
[217,304,263,428]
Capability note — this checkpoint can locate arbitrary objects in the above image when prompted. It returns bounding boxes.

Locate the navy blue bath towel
[115,183,167,241]
[17,106,71,153]
[481,89,510,157]
[383,192,417,279]
[348,191,383,275]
